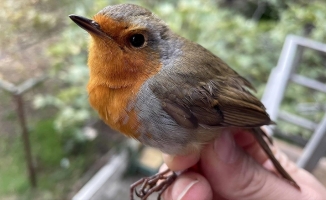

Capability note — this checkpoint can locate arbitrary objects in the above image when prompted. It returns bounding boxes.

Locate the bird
[69,3,299,199]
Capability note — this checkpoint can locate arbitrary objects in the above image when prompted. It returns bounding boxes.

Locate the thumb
[200,130,301,200]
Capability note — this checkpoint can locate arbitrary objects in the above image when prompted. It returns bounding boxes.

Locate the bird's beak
[69,14,106,37]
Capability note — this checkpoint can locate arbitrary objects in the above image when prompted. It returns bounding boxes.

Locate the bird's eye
[129,34,145,48]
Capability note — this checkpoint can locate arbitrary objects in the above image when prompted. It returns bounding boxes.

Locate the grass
[0,118,96,200]
[0,129,30,195]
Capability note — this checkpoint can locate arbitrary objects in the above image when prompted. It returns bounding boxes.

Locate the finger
[200,130,303,200]
[162,171,213,200]
[162,151,200,172]
[233,129,269,165]
[234,129,297,176]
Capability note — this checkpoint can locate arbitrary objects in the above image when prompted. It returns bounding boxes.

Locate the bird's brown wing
[151,60,272,129]
[150,39,272,129]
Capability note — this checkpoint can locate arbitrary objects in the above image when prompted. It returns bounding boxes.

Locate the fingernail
[177,179,199,200]
[214,130,238,164]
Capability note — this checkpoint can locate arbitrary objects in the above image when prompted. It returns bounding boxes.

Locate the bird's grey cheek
[154,36,184,69]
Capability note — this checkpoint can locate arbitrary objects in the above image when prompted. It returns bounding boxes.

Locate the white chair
[261,35,326,171]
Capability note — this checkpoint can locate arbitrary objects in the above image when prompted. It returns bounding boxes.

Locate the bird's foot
[130,168,177,200]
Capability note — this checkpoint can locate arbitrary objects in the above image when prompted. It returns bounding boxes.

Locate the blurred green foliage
[0,119,95,199]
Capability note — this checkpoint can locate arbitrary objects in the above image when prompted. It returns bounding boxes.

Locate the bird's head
[69,4,173,90]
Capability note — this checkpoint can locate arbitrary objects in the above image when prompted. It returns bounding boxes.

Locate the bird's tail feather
[251,127,300,190]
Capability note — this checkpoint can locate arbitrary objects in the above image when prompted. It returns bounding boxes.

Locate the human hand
[161,129,326,200]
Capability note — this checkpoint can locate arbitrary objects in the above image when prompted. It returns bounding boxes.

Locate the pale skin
[161,129,326,200]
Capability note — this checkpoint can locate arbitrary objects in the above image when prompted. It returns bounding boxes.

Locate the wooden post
[0,76,46,188]
[14,94,37,187]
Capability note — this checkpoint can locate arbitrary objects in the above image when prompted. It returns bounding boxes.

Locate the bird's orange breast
[88,85,140,138]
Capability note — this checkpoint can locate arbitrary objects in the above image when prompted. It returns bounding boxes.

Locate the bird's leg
[130,168,177,200]
[156,173,177,200]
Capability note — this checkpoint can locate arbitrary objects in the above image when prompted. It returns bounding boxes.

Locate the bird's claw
[130,169,177,200]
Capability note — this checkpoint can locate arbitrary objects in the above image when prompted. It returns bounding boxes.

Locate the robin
[69,3,299,199]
